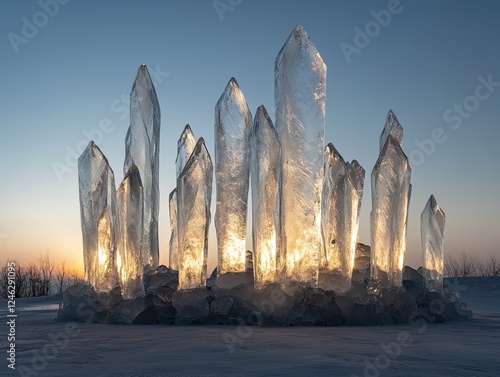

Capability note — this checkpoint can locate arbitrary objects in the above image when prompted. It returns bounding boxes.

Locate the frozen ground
[1,277,499,377]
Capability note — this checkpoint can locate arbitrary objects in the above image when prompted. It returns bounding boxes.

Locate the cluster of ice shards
[78,141,118,293]
[370,110,412,290]
[320,144,365,293]
[274,25,326,286]
[78,64,160,298]
[78,25,448,301]
[215,78,253,274]
[421,195,446,292]
[124,64,161,269]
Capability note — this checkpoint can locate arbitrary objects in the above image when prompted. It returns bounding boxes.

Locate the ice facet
[320,145,365,292]
[250,105,280,288]
[379,110,403,153]
[215,78,252,274]
[177,138,213,289]
[175,124,196,178]
[168,188,178,271]
[78,141,118,292]
[116,164,145,299]
[123,64,161,268]
[275,25,326,285]
[421,195,446,292]
[371,135,412,289]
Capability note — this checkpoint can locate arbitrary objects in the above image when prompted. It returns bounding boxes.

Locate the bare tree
[444,254,460,277]
[38,251,55,296]
[56,260,67,293]
[488,253,499,276]
[458,251,478,277]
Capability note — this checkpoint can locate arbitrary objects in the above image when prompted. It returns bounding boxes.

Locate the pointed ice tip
[256,104,269,118]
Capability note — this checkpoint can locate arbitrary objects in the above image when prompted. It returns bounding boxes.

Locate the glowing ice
[124,64,161,268]
[275,25,326,285]
[371,132,412,289]
[177,138,213,289]
[116,164,145,299]
[320,144,365,292]
[250,105,280,288]
[421,195,446,292]
[78,141,118,292]
[215,78,252,274]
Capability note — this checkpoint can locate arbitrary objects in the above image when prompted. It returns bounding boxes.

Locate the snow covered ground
[2,277,499,377]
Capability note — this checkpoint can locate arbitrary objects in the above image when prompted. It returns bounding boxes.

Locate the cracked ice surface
[250,105,280,288]
[275,25,326,285]
[421,195,446,292]
[78,141,118,292]
[320,145,365,292]
[116,164,145,299]
[177,138,213,289]
[371,135,412,289]
[215,78,252,274]
[124,64,161,268]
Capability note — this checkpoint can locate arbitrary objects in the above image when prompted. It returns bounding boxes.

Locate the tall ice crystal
[371,133,412,289]
[116,164,145,299]
[78,141,118,292]
[215,78,252,274]
[320,145,365,292]
[275,25,326,285]
[169,125,197,271]
[250,105,280,288]
[421,195,446,292]
[177,138,213,289]
[124,64,161,268]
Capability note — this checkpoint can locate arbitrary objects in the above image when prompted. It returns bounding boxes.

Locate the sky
[1,0,499,274]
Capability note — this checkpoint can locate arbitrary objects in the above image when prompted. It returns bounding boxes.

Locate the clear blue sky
[1,0,499,272]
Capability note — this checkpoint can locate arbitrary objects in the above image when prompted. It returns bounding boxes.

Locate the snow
[2,277,499,377]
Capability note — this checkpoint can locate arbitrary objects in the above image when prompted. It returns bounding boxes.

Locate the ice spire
[124,64,161,269]
[379,110,403,153]
[215,77,252,274]
[421,195,446,292]
[116,164,145,299]
[250,105,280,288]
[78,141,118,292]
[177,138,213,289]
[275,25,326,285]
[371,133,412,289]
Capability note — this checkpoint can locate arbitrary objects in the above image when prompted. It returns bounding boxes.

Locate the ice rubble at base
[69,25,459,326]
[57,249,472,325]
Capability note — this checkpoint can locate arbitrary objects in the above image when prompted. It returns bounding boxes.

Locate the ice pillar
[275,25,326,285]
